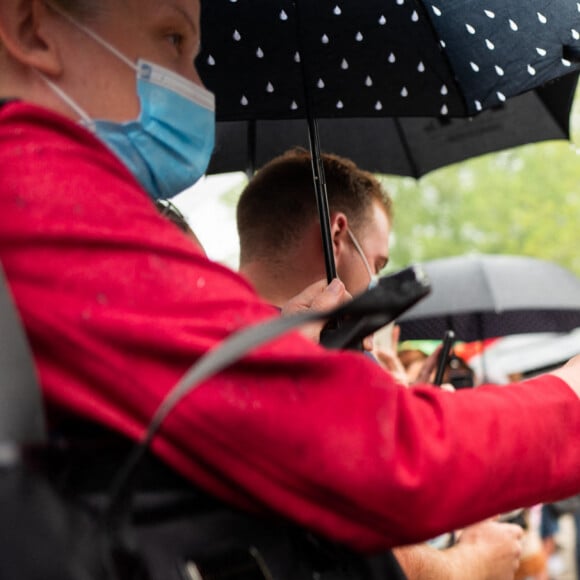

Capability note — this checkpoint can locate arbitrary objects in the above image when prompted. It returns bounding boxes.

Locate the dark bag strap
[0,263,46,444]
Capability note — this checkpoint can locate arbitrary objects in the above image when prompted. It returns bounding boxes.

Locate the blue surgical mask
[347,228,380,289]
[87,61,215,200]
[41,7,215,200]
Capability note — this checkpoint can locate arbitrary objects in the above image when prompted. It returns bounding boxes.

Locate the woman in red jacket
[0,0,579,559]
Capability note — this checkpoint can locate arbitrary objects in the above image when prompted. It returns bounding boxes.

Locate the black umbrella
[397,254,580,342]
[198,0,580,120]
[198,0,580,281]
[207,73,578,178]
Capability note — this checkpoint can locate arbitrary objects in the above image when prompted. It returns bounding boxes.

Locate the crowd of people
[1,1,580,578]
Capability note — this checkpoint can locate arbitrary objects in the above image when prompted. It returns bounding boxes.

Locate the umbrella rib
[246,120,257,179]
[393,118,420,179]
[479,258,501,316]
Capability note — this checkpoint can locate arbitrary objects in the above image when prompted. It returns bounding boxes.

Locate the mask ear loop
[40,1,137,126]
[347,228,379,288]
[46,1,136,71]
[37,73,93,124]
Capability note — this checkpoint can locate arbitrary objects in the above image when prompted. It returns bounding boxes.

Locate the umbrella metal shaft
[293,0,337,284]
[306,117,337,283]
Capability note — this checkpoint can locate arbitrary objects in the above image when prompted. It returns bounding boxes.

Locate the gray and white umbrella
[397,254,580,342]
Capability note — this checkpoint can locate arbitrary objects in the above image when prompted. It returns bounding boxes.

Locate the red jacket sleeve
[1,102,580,552]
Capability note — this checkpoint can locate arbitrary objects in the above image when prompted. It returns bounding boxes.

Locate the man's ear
[0,0,64,75]
[330,211,350,259]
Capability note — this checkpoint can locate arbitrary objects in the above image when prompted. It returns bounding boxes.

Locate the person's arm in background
[394,520,523,580]
[372,324,526,578]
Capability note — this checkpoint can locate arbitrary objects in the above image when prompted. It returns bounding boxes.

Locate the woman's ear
[0,0,64,75]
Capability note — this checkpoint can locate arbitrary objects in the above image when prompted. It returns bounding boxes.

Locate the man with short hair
[238,148,391,302]
[237,148,525,579]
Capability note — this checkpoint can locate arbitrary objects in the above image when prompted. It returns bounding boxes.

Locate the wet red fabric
[1,102,579,552]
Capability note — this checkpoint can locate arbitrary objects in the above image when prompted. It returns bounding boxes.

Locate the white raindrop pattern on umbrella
[198,0,580,121]
[428,2,580,113]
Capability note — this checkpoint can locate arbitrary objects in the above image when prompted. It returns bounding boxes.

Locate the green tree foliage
[382,113,580,275]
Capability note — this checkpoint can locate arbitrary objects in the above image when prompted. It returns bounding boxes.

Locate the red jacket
[1,102,579,552]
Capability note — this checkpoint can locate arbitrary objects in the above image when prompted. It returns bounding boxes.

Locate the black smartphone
[433,330,455,386]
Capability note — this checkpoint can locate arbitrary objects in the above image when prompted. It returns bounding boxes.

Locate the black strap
[0,264,46,443]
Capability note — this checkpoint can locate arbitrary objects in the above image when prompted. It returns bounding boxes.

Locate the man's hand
[374,324,410,386]
[373,326,454,389]
[394,520,523,580]
[280,278,351,343]
[450,519,524,580]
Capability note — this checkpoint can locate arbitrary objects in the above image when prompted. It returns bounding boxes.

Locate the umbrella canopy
[466,330,580,383]
[198,0,580,121]
[198,0,580,285]
[207,73,578,178]
[397,254,580,342]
